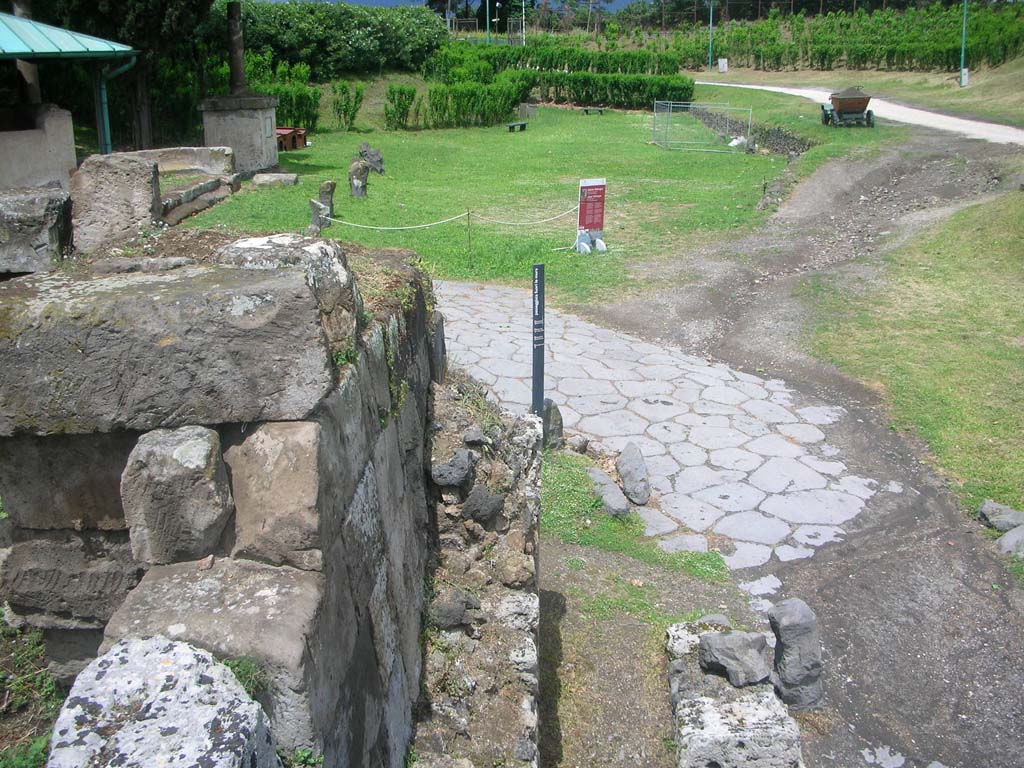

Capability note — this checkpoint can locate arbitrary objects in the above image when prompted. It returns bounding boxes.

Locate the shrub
[384,84,417,130]
[536,72,694,109]
[223,657,268,699]
[427,71,536,128]
[332,81,364,131]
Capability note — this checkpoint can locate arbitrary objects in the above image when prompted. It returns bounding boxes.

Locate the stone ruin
[0,231,543,766]
[349,142,385,198]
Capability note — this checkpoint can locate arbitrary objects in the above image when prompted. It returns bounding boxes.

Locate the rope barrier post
[466,209,472,269]
[531,263,545,418]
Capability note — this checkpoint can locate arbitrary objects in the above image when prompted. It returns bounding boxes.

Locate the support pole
[531,264,545,417]
[707,1,714,73]
[959,0,969,87]
[486,0,491,43]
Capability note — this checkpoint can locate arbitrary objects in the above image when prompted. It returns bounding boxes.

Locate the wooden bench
[581,107,605,115]
[507,121,528,132]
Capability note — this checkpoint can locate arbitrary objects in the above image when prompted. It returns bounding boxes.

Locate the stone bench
[507,121,528,132]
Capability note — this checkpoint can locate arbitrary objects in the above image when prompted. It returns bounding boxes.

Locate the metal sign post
[531,264,545,416]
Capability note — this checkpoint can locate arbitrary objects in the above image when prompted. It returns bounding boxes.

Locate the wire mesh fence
[652,102,754,153]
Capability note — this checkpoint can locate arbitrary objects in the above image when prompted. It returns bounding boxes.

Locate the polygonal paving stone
[701,386,749,406]
[713,511,791,545]
[641,353,683,365]
[731,415,772,438]
[493,378,531,404]
[764,379,789,392]
[646,453,681,480]
[560,378,618,397]
[568,394,628,416]
[738,574,782,596]
[577,411,650,438]
[670,442,708,467]
[465,365,497,385]
[638,507,679,537]
[616,379,675,398]
[796,405,846,425]
[688,427,750,450]
[774,544,814,561]
[635,364,685,380]
[831,475,878,500]
[660,494,726,532]
[684,370,727,388]
[651,475,674,496]
[672,386,703,404]
[658,533,708,554]
[647,420,689,444]
[589,364,643,382]
[770,391,795,407]
[692,400,742,416]
[800,456,846,476]
[791,525,845,547]
[694,483,767,513]
[732,369,766,385]
[599,435,667,458]
[677,414,731,428]
[559,405,581,429]
[744,434,806,459]
[546,361,593,379]
[628,397,686,422]
[741,400,797,424]
[819,444,841,457]
[777,423,826,444]
[478,357,529,377]
[709,448,763,472]
[731,380,770,400]
[721,542,773,570]
[675,467,746,494]
[760,490,864,525]
[748,458,828,494]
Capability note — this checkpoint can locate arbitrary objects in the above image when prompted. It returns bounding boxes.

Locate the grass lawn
[700,56,1024,128]
[803,192,1024,514]
[188,86,901,302]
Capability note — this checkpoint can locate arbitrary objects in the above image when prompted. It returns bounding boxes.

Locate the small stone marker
[978,499,1024,532]
[698,631,771,687]
[615,442,651,505]
[348,142,384,198]
[542,398,564,449]
[586,466,629,517]
[997,525,1024,557]
[768,597,823,710]
[252,172,298,187]
[318,179,336,220]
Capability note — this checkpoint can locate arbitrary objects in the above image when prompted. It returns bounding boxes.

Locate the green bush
[536,72,694,109]
[427,71,536,128]
[384,84,417,130]
[332,81,365,131]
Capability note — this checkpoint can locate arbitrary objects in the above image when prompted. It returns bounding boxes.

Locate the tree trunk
[133,63,154,150]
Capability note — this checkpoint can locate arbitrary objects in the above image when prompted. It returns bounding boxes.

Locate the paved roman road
[438,280,900,585]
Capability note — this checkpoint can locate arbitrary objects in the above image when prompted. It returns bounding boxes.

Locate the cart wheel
[866,109,874,128]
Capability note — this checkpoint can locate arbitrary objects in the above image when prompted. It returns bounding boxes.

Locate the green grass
[188,86,895,303]
[573,576,703,633]
[804,192,1024,514]
[704,56,1024,128]
[0,626,65,768]
[223,657,268,700]
[542,450,728,581]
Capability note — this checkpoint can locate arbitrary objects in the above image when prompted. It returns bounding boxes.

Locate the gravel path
[437,281,900,581]
[696,81,1024,146]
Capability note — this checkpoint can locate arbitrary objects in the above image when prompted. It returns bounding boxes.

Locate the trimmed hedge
[427,71,536,128]
[537,72,694,109]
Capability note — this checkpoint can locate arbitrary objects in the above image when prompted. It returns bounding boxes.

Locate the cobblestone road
[438,281,904,581]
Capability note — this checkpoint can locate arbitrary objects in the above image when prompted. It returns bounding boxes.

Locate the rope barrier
[323,204,580,232]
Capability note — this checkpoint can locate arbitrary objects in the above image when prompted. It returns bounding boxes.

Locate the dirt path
[578,130,1024,767]
[698,81,1024,145]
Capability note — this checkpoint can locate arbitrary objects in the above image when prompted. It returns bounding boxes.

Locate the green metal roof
[0,12,136,60]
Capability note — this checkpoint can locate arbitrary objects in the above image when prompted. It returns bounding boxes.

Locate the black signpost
[531,264,545,416]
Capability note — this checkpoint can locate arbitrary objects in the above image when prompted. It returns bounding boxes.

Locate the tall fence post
[531,263,545,417]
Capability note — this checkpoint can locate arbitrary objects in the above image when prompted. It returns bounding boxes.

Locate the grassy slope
[189,86,900,302]
[804,192,1024,513]
[701,56,1024,128]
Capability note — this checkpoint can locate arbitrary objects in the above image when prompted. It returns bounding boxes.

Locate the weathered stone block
[768,597,823,710]
[1,530,142,622]
[70,154,161,253]
[121,425,234,564]
[698,630,771,687]
[0,265,334,436]
[102,558,324,753]
[224,422,321,570]
[0,187,71,273]
[616,441,651,505]
[429,311,447,384]
[253,173,298,187]
[0,432,136,530]
[49,636,280,768]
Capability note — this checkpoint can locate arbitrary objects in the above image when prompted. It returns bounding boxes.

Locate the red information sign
[577,178,606,232]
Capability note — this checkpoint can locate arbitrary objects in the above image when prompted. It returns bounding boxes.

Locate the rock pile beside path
[979,499,1024,556]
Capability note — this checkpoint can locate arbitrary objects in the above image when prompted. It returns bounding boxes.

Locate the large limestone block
[0,264,334,436]
[49,636,281,768]
[224,421,322,570]
[0,187,71,273]
[0,432,136,530]
[70,154,161,253]
[102,558,325,753]
[121,426,234,564]
[1,530,142,623]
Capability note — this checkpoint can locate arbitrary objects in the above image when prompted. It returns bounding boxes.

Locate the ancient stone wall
[0,234,446,766]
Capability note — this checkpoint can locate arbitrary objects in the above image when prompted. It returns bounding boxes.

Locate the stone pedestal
[199,95,278,175]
